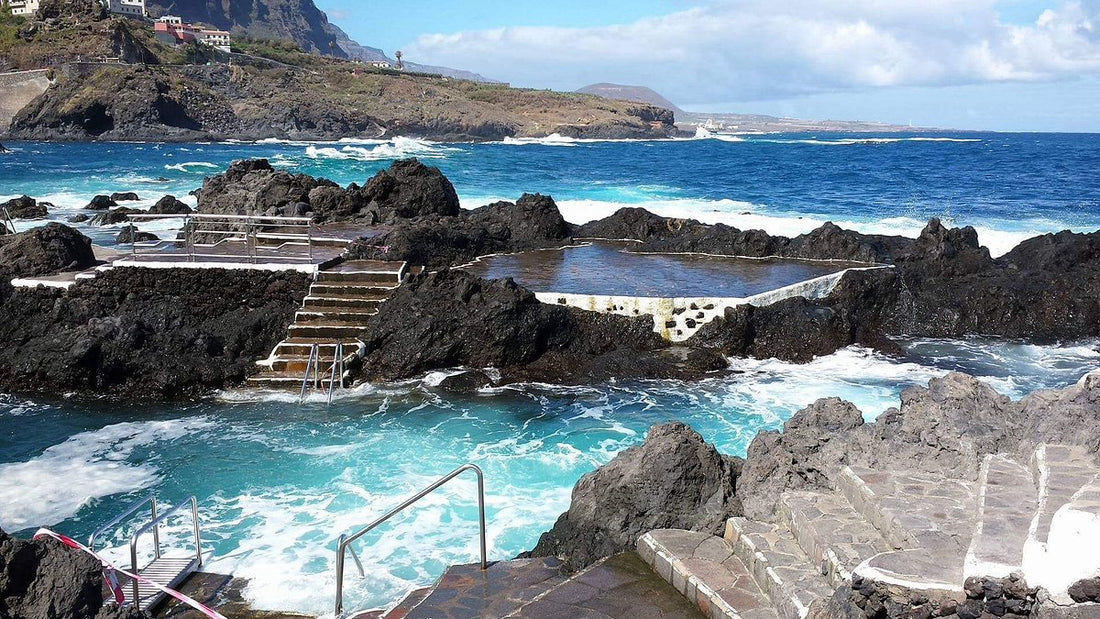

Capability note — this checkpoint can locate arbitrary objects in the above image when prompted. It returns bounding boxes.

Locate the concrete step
[508,552,705,619]
[287,323,368,340]
[247,373,344,388]
[274,338,362,357]
[964,454,1038,581]
[725,518,832,619]
[389,557,566,619]
[638,529,778,619]
[303,296,384,311]
[308,284,394,300]
[295,308,378,323]
[776,491,892,588]
[1030,444,1099,548]
[838,466,978,557]
[317,270,401,285]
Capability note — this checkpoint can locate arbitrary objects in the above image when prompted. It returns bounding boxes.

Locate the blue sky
[316,0,1100,131]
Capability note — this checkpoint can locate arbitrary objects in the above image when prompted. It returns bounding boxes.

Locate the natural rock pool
[459,242,860,298]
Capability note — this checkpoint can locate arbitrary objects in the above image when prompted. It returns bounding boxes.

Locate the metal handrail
[88,494,160,557]
[299,343,320,403]
[123,213,318,264]
[128,496,202,605]
[2,207,14,235]
[334,464,487,617]
[325,343,344,406]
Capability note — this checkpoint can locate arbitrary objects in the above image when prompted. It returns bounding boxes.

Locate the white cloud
[405,0,1100,104]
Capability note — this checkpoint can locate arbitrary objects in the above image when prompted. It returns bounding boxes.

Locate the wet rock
[347,193,573,268]
[67,214,90,224]
[116,227,159,244]
[0,143,7,153]
[355,270,722,385]
[84,195,117,210]
[355,157,460,222]
[436,370,493,394]
[197,158,337,219]
[0,528,103,619]
[1,195,48,219]
[148,195,192,215]
[527,422,741,570]
[109,192,140,202]
[91,207,145,226]
[0,223,96,278]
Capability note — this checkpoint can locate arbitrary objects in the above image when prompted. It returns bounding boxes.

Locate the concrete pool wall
[535,266,891,342]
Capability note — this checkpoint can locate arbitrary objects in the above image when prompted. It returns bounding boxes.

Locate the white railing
[125,213,316,264]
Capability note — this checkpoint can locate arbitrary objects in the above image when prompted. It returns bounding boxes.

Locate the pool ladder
[89,495,204,613]
[300,342,347,405]
[333,464,488,617]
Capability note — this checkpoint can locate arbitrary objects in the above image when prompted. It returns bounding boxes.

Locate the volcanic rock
[1,196,48,219]
[67,214,90,224]
[91,207,144,226]
[527,422,741,570]
[197,158,457,224]
[355,269,725,384]
[0,528,103,619]
[109,192,140,202]
[0,143,8,153]
[347,193,573,268]
[0,267,311,397]
[84,195,117,210]
[0,223,96,278]
[435,370,493,394]
[148,195,192,215]
[116,226,159,244]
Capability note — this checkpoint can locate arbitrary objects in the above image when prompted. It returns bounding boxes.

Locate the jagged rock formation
[0,265,311,397]
[0,195,48,219]
[84,195,117,210]
[527,422,741,570]
[355,269,727,384]
[148,195,192,215]
[195,158,459,224]
[0,223,96,278]
[91,207,143,226]
[0,528,104,619]
[347,193,573,268]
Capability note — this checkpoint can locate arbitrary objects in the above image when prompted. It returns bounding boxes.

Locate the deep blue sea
[1,132,1099,616]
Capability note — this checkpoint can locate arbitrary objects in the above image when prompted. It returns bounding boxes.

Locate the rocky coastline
[0,158,1098,398]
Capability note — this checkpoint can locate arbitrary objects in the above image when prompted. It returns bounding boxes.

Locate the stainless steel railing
[89,494,160,556]
[2,207,15,235]
[127,496,203,604]
[125,213,316,264]
[334,464,488,617]
[298,343,346,405]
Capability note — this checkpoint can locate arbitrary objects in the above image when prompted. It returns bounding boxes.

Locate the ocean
[1,132,1098,616]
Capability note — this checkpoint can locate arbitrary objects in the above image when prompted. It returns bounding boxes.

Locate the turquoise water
[1,134,1100,615]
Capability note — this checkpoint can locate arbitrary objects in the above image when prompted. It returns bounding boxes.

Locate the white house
[104,0,145,17]
[3,0,40,16]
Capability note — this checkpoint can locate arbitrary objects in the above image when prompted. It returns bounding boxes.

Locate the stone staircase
[248,260,409,390]
[636,444,1100,619]
[350,554,704,619]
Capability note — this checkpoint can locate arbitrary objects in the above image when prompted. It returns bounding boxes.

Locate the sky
[315,0,1100,131]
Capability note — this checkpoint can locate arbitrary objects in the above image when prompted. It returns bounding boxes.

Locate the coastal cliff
[0,13,677,141]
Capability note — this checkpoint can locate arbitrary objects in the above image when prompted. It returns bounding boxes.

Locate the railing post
[308,224,314,263]
[151,497,160,560]
[191,497,203,568]
[335,535,347,617]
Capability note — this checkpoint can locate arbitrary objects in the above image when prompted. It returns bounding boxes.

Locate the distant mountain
[145,0,499,82]
[577,83,685,115]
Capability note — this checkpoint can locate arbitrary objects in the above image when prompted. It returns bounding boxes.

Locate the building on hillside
[2,0,145,17]
[3,0,41,16]
[104,0,146,17]
[368,61,392,69]
[154,15,231,52]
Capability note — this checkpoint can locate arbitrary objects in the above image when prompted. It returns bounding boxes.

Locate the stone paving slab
[965,454,1038,580]
[639,529,779,619]
[840,466,978,556]
[777,490,892,588]
[1032,445,1100,546]
[725,518,831,619]
[402,557,567,619]
[509,552,705,619]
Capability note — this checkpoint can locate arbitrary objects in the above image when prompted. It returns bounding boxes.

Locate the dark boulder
[527,422,741,570]
[109,192,140,202]
[1,196,48,219]
[84,195,116,210]
[67,214,90,224]
[347,193,573,268]
[0,528,103,619]
[357,158,460,222]
[91,207,145,226]
[0,144,8,153]
[0,223,96,278]
[148,195,192,215]
[436,370,493,394]
[197,159,337,218]
[355,269,724,384]
[116,227,159,244]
